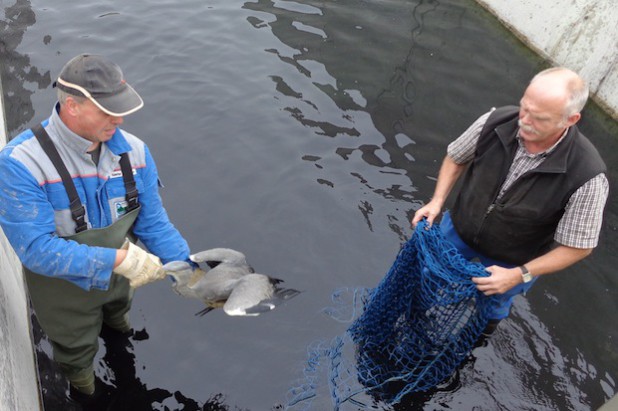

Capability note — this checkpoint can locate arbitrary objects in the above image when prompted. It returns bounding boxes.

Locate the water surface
[2,0,617,409]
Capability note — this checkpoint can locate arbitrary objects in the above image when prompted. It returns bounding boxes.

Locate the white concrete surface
[598,393,618,411]
[476,0,618,119]
[0,76,42,410]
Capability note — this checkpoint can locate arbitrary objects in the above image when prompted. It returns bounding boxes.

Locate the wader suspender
[32,124,140,234]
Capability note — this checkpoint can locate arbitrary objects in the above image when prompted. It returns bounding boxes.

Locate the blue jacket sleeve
[0,153,117,291]
[131,145,191,264]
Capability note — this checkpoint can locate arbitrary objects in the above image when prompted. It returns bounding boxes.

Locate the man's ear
[63,96,82,117]
[565,112,581,127]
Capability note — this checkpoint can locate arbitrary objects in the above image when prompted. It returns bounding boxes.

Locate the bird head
[162,260,194,284]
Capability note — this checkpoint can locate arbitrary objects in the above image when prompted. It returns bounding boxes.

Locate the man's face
[71,98,124,144]
[518,96,566,143]
[517,81,579,147]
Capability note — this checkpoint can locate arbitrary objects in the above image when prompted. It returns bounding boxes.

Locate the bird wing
[190,248,248,266]
[188,265,244,302]
[223,273,280,316]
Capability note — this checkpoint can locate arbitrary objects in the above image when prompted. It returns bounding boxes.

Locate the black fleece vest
[450,106,606,265]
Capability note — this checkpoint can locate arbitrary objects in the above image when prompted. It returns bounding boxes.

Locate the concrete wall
[0,74,42,410]
[476,0,618,120]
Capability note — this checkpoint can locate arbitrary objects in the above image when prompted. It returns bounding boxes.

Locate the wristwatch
[519,265,533,283]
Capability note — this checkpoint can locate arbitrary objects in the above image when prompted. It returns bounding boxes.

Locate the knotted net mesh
[286,220,495,410]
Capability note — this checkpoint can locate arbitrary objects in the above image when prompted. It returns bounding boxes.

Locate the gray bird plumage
[163,248,300,316]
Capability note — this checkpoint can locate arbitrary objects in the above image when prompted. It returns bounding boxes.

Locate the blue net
[286,219,496,410]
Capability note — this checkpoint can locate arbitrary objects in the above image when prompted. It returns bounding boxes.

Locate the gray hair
[57,88,86,106]
[531,67,589,118]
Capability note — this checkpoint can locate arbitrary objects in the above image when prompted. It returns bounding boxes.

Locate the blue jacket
[0,105,191,291]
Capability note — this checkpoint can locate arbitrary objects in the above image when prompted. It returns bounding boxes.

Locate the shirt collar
[49,102,132,156]
[516,127,569,158]
[49,103,93,154]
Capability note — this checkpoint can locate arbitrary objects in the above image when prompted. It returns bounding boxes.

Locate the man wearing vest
[411,67,608,337]
[0,54,193,408]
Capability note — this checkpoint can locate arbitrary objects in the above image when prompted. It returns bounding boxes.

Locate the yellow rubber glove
[114,240,166,288]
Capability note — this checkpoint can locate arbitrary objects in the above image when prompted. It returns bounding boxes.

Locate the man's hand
[472,266,521,295]
[411,199,443,227]
[410,155,467,228]
[114,240,166,288]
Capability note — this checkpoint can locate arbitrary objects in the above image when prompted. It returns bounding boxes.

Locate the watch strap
[519,265,533,283]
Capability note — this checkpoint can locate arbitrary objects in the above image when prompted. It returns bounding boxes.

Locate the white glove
[114,240,166,288]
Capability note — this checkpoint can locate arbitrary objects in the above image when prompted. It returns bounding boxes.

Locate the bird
[163,248,300,316]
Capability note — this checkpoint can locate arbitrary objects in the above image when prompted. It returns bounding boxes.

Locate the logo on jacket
[115,200,129,218]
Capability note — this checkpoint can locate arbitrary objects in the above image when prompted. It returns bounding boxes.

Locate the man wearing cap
[0,54,191,406]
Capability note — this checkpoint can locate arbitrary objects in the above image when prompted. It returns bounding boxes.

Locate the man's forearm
[524,245,592,277]
[431,155,467,206]
[474,245,593,295]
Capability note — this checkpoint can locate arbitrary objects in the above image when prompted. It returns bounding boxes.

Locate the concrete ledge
[475,0,618,120]
[598,393,618,411]
[0,70,42,411]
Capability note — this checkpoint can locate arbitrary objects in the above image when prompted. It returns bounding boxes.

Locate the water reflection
[244,0,430,239]
[242,0,542,238]
[0,0,51,134]
[1,1,239,408]
[2,0,616,408]
[32,312,233,410]
[289,292,608,410]
[241,0,617,408]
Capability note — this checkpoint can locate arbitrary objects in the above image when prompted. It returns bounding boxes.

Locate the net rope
[286,219,496,410]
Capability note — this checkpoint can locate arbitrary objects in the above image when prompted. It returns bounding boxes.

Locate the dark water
[2,0,617,410]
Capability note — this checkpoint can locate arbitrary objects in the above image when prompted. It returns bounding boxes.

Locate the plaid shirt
[447,109,609,249]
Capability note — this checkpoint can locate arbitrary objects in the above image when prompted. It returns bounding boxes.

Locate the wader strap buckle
[119,153,139,211]
[70,198,87,233]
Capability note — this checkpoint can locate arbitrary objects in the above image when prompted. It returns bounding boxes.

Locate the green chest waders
[24,124,141,390]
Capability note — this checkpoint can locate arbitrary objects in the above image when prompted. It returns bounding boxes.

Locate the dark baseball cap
[55,54,144,116]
